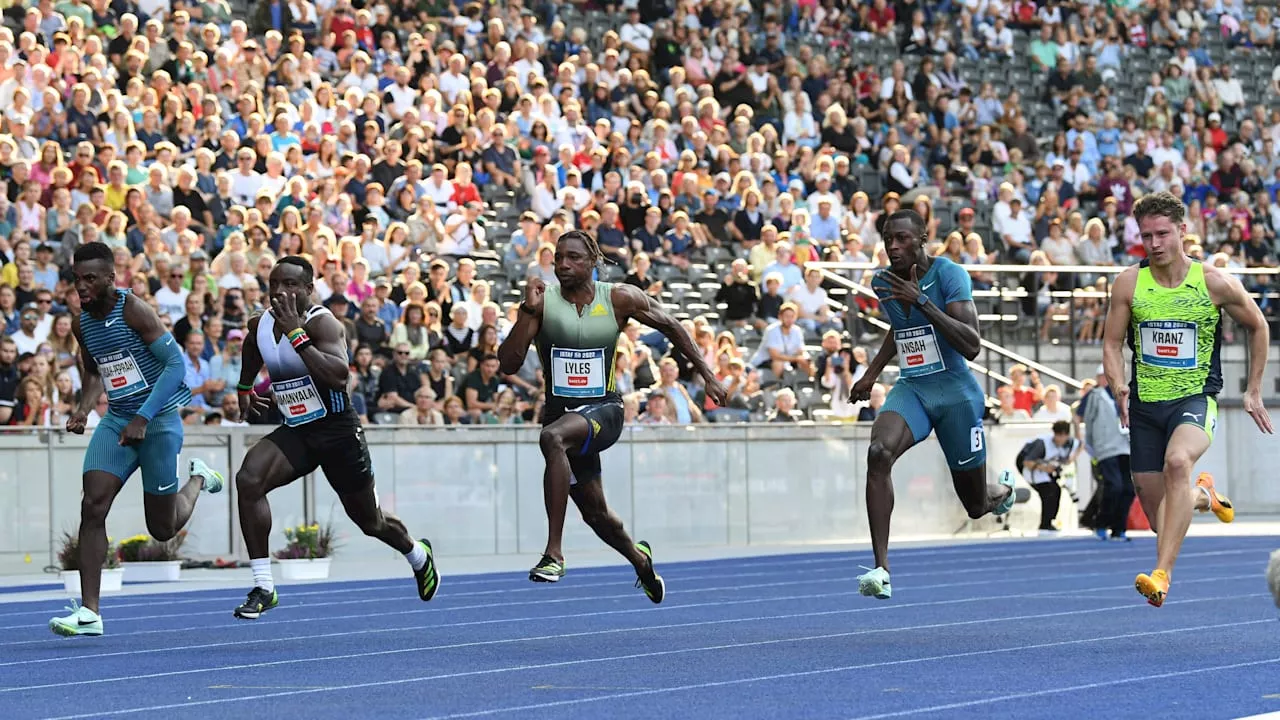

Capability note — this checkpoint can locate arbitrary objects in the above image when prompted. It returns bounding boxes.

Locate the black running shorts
[544,401,625,485]
[1129,394,1218,474]
[262,409,375,495]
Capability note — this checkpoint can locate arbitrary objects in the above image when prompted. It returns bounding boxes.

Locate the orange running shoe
[1135,569,1170,607]
[1196,473,1235,523]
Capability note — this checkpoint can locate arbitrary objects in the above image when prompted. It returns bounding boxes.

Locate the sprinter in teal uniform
[498,230,727,602]
[849,210,1016,600]
[51,242,223,637]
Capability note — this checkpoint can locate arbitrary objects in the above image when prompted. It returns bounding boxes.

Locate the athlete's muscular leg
[950,467,1013,519]
[142,476,205,541]
[539,412,591,563]
[570,478,648,571]
[1134,471,1212,534]
[866,411,917,572]
[339,483,414,554]
[1154,424,1213,573]
[78,472,123,613]
[235,440,304,559]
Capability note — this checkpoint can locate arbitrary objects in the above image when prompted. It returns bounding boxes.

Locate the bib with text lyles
[894,326,946,378]
[1139,320,1197,369]
[271,375,329,426]
[551,347,606,398]
[96,350,149,400]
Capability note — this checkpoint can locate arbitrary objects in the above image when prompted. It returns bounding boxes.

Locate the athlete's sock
[251,558,275,593]
[1196,485,1212,512]
[404,542,427,572]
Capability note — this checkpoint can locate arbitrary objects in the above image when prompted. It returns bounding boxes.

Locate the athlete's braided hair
[276,255,315,279]
[558,229,602,266]
[1132,191,1186,225]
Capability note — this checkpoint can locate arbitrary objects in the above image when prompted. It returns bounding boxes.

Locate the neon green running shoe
[189,458,224,494]
[857,565,892,600]
[49,602,103,637]
[634,541,665,604]
[529,554,565,583]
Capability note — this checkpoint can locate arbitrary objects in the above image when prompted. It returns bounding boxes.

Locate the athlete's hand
[65,411,87,435]
[849,375,876,403]
[270,291,303,334]
[1244,388,1273,434]
[702,373,728,407]
[239,389,272,421]
[883,264,923,308]
[119,416,148,446]
[1114,384,1130,428]
[523,277,546,313]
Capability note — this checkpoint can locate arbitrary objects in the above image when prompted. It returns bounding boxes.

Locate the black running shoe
[634,541,665,604]
[414,538,441,601]
[233,587,278,620]
[529,554,565,582]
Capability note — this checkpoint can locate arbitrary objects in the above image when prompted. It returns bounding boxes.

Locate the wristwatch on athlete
[915,294,930,308]
[518,302,538,316]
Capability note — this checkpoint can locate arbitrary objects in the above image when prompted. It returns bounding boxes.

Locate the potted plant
[273,522,337,580]
[118,531,187,582]
[56,532,123,596]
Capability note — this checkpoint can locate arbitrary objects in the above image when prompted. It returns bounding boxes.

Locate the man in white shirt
[438,53,470,106]
[1213,65,1245,112]
[1002,197,1034,263]
[789,267,837,334]
[440,202,487,256]
[228,149,264,207]
[618,8,652,61]
[11,304,47,355]
[750,303,812,377]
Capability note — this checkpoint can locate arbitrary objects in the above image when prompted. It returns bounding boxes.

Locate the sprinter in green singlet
[1103,191,1273,608]
[498,230,727,602]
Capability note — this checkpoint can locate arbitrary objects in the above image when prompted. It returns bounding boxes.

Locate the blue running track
[1,535,1278,720]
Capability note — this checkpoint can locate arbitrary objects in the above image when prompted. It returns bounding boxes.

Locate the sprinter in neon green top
[498,230,727,601]
[1104,191,1273,609]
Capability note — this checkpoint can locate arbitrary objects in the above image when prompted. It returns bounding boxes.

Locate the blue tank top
[80,289,191,417]
[870,257,975,384]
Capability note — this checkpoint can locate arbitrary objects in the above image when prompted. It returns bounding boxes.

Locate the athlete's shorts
[262,409,374,495]
[84,409,185,495]
[544,401,624,486]
[1129,394,1218,474]
[881,377,987,470]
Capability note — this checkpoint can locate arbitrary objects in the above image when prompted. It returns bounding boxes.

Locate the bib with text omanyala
[1139,320,1197,369]
[551,347,606,398]
[271,376,329,426]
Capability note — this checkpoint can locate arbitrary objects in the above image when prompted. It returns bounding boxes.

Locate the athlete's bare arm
[67,312,101,433]
[498,278,544,375]
[1102,266,1138,426]
[612,283,727,406]
[237,314,272,420]
[121,293,168,344]
[1205,265,1274,433]
[879,266,981,360]
[849,331,896,402]
[296,311,352,391]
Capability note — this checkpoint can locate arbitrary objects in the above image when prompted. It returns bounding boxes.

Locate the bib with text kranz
[96,349,150,399]
[271,375,329,426]
[1138,320,1197,369]
[551,347,606,398]
[871,257,974,381]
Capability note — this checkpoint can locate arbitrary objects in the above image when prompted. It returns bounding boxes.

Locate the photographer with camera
[1016,420,1081,533]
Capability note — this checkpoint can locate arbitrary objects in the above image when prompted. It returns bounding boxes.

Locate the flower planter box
[124,560,182,583]
[61,568,124,596]
[277,558,331,581]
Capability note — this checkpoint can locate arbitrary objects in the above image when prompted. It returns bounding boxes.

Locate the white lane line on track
[0,541,1182,618]
[0,569,1258,668]
[847,657,1280,719]
[0,545,1258,629]
[35,594,1268,719]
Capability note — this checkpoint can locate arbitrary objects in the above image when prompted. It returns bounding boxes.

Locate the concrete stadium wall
[0,410,1269,570]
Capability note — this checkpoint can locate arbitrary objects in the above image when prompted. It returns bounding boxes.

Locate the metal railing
[809,261,1280,399]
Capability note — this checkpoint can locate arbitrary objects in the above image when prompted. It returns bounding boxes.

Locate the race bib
[894,326,945,378]
[96,350,149,399]
[551,347,606,398]
[1139,320,1197,369]
[271,376,328,427]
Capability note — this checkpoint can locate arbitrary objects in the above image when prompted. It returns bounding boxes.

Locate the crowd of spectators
[0,0,1277,428]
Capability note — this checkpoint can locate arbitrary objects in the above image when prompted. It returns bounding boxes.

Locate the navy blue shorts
[545,401,624,485]
[881,377,987,470]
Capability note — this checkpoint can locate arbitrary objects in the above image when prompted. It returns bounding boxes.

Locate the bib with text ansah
[271,376,328,426]
[551,347,606,398]
[96,350,149,400]
[894,326,945,378]
[1139,320,1197,369]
